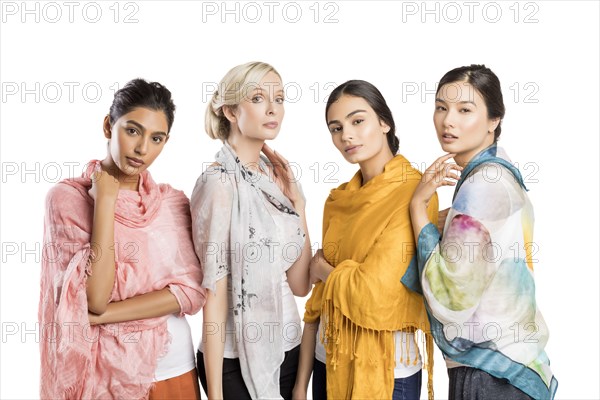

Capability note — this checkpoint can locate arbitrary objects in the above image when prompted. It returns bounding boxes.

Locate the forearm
[90,288,180,324]
[409,201,431,245]
[203,277,228,399]
[294,322,318,393]
[87,198,117,314]
[286,209,312,296]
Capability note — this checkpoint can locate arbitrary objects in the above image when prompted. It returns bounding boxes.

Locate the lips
[345,145,362,154]
[263,121,279,129]
[441,133,458,143]
[126,157,144,168]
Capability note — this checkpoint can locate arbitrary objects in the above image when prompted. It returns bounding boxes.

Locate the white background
[1,1,598,399]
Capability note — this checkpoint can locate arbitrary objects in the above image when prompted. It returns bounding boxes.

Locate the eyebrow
[251,87,285,95]
[435,98,477,106]
[125,120,168,136]
[327,109,367,126]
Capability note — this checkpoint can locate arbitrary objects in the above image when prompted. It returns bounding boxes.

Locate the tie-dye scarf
[415,145,558,399]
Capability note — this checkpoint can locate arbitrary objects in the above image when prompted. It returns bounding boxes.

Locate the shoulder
[454,163,524,220]
[384,154,423,194]
[158,184,191,210]
[45,180,92,226]
[46,180,90,211]
[462,162,520,196]
[192,164,234,194]
[190,164,234,210]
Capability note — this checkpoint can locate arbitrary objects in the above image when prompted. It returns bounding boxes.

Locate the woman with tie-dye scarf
[408,64,558,399]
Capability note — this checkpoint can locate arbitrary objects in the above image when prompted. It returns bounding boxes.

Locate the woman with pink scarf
[39,79,206,399]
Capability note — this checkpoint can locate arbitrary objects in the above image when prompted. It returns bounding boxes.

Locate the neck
[454,140,495,168]
[358,148,395,185]
[227,130,264,170]
[100,155,140,191]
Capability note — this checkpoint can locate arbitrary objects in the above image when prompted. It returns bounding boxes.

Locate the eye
[275,97,285,104]
[460,108,471,113]
[352,119,364,125]
[435,105,447,111]
[251,95,263,103]
[329,126,341,134]
[126,128,138,135]
[152,136,164,144]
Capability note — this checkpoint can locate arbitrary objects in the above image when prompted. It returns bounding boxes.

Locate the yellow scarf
[305,155,438,399]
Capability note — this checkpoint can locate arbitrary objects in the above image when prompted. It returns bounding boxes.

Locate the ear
[103,115,112,139]
[488,117,500,134]
[222,105,237,124]
[379,119,391,134]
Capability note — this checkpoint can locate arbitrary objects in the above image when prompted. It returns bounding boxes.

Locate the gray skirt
[448,367,533,400]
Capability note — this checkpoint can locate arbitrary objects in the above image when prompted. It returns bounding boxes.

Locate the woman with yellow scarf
[293,80,438,400]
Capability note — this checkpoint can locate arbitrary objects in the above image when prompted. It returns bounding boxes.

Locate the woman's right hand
[88,170,120,202]
[410,154,462,241]
[411,153,462,207]
[261,143,305,210]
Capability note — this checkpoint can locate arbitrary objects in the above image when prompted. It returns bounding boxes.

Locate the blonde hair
[205,61,281,141]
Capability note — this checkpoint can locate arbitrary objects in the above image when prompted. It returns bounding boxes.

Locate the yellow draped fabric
[304,154,438,399]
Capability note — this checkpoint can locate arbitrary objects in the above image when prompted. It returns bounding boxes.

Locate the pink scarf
[39,160,205,399]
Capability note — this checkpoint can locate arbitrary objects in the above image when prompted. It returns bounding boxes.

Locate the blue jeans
[393,370,422,400]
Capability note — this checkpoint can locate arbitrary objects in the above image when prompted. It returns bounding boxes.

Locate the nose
[135,136,148,156]
[340,125,354,142]
[266,96,283,116]
[443,109,456,128]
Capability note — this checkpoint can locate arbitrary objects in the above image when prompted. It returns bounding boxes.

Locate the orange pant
[149,368,201,400]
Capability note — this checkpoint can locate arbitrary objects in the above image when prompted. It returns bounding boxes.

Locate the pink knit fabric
[39,160,205,399]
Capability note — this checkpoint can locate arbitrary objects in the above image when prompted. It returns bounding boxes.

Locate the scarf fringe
[321,300,434,399]
[425,332,435,400]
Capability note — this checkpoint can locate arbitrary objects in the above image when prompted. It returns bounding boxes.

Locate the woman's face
[229,71,285,141]
[326,95,391,165]
[104,107,169,180]
[433,81,498,165]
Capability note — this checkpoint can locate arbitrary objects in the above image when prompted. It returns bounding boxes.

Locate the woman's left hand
[262,143,305,210]
[310,249,334,283]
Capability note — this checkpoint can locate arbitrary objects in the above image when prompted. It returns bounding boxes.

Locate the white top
[314,324,421,378]
[392,331,422,378]
[198,272,302,357]
[191,147,306,399]
[314,324,327,364]
[197,192,303,357]
[154,314,196,381]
